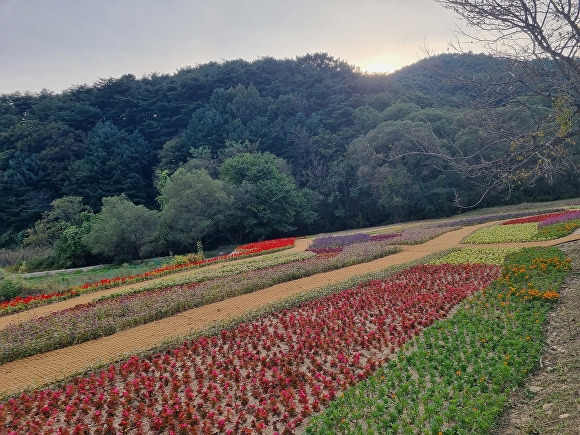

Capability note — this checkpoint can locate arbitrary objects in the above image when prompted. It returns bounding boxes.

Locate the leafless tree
[387,1,580,207]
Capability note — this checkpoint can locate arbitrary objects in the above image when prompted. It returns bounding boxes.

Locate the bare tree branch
[393,0,580,206]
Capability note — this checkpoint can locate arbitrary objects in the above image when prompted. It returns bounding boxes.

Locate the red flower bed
[1,263,500,434]
[234,238,297,255]
[0,291,75,310]
[501,211,570,225]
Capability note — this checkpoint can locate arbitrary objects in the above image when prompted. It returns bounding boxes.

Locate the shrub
[0,276,25,302]
[187,252,204,262]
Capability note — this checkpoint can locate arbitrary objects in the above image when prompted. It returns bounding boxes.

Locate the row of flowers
[77,238,298,291]
[0,241,401,363]
[306,233,401,253]
[430,247,518,266]
[0,262,501,434]
[501,210,580,225]
[307,246,570,434]
[341,208,577,249]
[462,223,540,244]
[0,238,298,315]
[0,291,79,312]
[307,225,461,254]
[462,211,580,244]
[436,207,567,228]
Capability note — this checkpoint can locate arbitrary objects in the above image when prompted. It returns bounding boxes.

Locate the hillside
[1,53,578,267]
[1,205,579,433]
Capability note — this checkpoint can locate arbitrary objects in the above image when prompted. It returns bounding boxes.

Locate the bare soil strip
[1,224,579,397]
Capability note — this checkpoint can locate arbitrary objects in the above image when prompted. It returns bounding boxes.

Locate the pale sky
[0,0,465,94]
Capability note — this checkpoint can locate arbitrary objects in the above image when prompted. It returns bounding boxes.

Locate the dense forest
[1,52,579,267]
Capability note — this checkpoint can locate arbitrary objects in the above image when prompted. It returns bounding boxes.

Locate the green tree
[52,212,96,268]
[158,167,233,252]
[23,196,91,248]
[64,121,154,209]
[0,151,49,242]
[83,195,160,263]
[219,152,316,240]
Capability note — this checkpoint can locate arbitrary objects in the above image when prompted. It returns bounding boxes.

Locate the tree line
[1,52,578,267]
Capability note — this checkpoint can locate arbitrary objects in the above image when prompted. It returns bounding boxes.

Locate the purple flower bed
[390,226,460,244]
[538,210,580,227]
[308,232,404,254]
[308,233,371,252]
[336,240,402,261]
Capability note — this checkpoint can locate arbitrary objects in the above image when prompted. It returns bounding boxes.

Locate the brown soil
[1,223,579,401]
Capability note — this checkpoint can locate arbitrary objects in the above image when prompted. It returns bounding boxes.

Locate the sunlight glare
[362,61,396,74]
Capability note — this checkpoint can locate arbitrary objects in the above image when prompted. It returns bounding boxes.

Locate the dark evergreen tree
[64,121,155,209]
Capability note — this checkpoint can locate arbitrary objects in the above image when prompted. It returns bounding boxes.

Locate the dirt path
[1,223,579,397]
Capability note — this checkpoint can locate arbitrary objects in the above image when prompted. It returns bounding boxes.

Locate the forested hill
[1,52,579,253]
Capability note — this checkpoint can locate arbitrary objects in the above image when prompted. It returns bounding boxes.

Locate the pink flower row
[501,211,577,225]
[0,263,500,435]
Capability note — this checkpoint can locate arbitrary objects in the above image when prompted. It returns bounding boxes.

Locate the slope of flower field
[0,263,500,434]
[0,238,299,315]
[0,242,402,363]
[463,210,580,244]
[307,247,571,434]
[0,208,579,434]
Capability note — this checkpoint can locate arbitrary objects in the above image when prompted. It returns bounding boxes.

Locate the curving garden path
[1,222,579,397]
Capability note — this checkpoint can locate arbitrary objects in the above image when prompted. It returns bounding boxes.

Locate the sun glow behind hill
[360,60,397,75]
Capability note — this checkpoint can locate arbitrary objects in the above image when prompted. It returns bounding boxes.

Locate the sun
[361,61,397,75]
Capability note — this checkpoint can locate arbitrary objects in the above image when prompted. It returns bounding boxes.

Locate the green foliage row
[534,219,580,240]
[430,247,518,265]
[307,247,570,434]
[462,223,540,244]
[463,220,580,244]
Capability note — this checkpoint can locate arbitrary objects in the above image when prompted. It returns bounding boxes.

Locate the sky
[0,0,466,94]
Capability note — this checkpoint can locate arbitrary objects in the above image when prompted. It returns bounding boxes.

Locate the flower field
[501,210,579,225]
[462,223,540,244]
[0,263,500,434]
[463,211,580,244]
[0,238,298,315]
[1,209,578,434]
[307,225,460,255]
[0,243,400,363]
[307,247,570,434]
[233,239,298,255]
[74,238,298,294]
[429,248,518,265]
[307,233,401,253]
[0,290,78,312]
